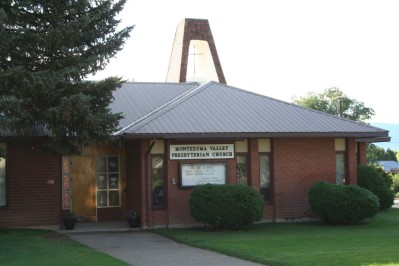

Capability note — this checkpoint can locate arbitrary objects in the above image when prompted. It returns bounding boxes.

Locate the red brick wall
[165,141,239,226]
[164,143,231,226]
[346,138,358,185]
[358,142,367,165]
[139,137,362,226]
[0,141,61,227]
[273,138,336,220]
[1,137,364,227]
[166,158,196,226]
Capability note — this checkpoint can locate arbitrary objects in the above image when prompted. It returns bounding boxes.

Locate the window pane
[336,153,346,185]
[108,156,119,172]
[96,156,120,207]
[0,155,5,206]
[236,155,248,185]
[260,154,270,201]
[96,156,107,172]
[97,191,108,207]
[109,191,120,206]
[109,173,119,189]
[152,157,164,207]
[96,174,107,189]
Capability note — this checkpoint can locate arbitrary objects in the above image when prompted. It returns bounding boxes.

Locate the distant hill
[371,123,399,152]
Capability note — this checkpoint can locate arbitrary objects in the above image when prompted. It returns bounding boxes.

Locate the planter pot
[128,217,140,228]
[63,219,76,230]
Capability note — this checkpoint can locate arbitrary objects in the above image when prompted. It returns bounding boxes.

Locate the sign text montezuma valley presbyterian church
[170,144,234,160]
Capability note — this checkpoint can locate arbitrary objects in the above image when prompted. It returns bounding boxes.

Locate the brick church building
[0,19,389,228]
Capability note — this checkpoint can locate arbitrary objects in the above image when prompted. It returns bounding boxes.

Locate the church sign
[169,144,234,160]
[180,163,226,187]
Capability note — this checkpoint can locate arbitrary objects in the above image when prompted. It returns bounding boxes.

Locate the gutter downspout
[145,139,156,228]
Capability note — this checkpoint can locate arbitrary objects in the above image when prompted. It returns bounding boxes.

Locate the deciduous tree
[367,144,397,164]
[293,87,375,122]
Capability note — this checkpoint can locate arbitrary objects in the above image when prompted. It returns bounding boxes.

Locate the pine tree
[0,0,133,154]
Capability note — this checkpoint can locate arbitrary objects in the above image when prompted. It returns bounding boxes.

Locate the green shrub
[391,174,399,193]
[189,184,224,229]
[357,165,395,210]
[189,184,263,230]
[372,163,393,188]
[309,181,379,225]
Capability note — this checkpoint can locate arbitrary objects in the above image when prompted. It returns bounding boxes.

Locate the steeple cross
[189,45,203,75]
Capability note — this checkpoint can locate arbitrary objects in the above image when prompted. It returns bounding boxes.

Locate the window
[336,152,346,185]
[236,154,248,185]
[335,138,346,185]
[260,154,271,201]
[0,143,6,206]
[152,156,165,208]
[96,156,120,207]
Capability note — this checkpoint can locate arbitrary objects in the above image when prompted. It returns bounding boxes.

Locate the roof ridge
[123,81,200,85]
[114,82,211,135]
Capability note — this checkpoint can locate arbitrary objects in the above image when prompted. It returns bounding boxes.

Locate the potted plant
[126,210,140,228]
[63,210,77,230]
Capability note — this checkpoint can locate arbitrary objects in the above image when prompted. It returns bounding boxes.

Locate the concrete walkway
[63,224,264,266]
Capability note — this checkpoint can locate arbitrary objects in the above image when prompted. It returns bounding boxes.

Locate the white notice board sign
[180,163,226,187]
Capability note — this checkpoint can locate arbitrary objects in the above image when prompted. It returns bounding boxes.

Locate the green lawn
[0,229,128,266]
[153,208,399,266]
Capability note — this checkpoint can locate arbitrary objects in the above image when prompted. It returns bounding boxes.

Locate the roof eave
[119,131,389,140]
[356,136,391,143]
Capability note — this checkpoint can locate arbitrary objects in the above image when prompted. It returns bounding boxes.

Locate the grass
[153,208,399,266]
[0,229,128,266]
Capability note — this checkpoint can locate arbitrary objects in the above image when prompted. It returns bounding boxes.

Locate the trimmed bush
[189,184,263,230]
[357,165,395,210]
[309,181,379,225]
[189,184,224,229]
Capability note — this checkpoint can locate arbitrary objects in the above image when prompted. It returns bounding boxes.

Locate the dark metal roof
[0,125,49,138]
[0,81,389,142]
[109,82,199,133]
[115,81,389,140]
[0,82,197,138]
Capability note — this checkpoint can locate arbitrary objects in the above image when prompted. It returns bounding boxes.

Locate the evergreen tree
[0,0,133,154]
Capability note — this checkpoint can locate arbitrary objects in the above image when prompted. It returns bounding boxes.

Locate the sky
[92,0,399,125]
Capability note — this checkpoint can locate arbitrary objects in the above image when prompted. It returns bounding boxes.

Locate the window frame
[259,152,272,202]
[179,161,227,188]
[236,153,248,185]
[95,156,121,208]
[0,143,6,207]
[151,154,166,210]
[335,151,347,185]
